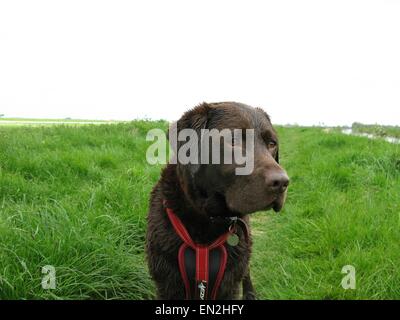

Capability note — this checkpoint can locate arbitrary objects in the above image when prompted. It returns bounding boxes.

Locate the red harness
[165,206,234,300]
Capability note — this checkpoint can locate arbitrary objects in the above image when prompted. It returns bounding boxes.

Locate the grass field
[0,121,399,299]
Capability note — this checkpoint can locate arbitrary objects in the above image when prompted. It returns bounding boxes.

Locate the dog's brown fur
[146,102,289,299]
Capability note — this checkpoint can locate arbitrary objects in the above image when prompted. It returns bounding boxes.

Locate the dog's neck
[161,164,236,243]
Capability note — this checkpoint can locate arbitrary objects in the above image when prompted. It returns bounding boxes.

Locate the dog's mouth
[224,189,288,215]
[272,201,283,212]
[261,192,287,213]
[271,192,287,213]
[262,203,280,213]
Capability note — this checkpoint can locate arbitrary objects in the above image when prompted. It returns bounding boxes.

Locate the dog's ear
[170,103,210,175]
[177,102,209,133]
[167,102,209,150]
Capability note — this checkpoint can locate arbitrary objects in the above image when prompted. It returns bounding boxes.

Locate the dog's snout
[266,171,289,193]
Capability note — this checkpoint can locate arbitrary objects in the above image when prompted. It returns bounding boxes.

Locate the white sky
[0,0,399,126]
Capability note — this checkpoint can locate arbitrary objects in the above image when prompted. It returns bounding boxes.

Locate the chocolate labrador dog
[146,102,289,300]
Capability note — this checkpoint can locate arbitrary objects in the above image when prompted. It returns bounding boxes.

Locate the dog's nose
[266,171,289,193]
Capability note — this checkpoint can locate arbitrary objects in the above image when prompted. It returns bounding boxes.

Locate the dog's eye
[267,141,277,149]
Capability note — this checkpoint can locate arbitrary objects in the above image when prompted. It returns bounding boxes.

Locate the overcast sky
[0,0,399,126]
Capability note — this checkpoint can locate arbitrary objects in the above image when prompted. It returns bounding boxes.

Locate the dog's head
[169,102,289,217]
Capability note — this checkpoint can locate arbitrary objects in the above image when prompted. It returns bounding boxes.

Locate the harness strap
[166,207,197,248]
[195,246,209,299]
[165,206,233,300]
[166,207,233,249]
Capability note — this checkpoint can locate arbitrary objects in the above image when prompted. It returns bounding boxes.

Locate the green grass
[0,122,164,299]
[0,122,399,299]
[252,127,400,299]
